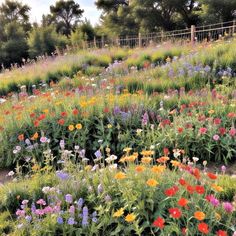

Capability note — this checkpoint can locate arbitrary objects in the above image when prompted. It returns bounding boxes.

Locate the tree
[49,0,84,36]
[201,0,236,22]
[0,0,31,32]
[0,22,28,67]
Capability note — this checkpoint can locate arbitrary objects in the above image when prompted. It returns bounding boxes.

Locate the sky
[0,0,102,25]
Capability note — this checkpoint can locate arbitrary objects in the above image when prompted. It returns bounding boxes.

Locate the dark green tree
[49,0,84,36]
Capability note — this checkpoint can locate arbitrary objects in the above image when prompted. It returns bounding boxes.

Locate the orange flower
[76,123,82,130]
[146,179,158,187]
[171,160,181,167]
[135,165,145,173]
[156,156,170,163]
[125,213,136,222]
[194,211,206,221]
[68,125,75,131]
[211,184,223,192]
[151,165,165,174]
[141,150,154,156]
[18,134,24,141]
[141,157,152,164]
[114,172,126,180]
[31,132,39,140]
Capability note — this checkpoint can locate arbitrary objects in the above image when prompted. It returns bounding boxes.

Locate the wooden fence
[79,20,236,49]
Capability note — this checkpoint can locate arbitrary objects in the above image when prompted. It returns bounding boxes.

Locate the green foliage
[28,26,68,58]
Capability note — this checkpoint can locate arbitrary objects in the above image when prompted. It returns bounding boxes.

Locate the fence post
[93,36,96,48]
[138,33,142,47]
[191,25,196,44]
[233,20,236,36]
[101,35,105,48]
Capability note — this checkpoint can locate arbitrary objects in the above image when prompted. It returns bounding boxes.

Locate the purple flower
[92,217,98,223]
[77,198,84,209]
[221,165,226,173]
[104,195,111,202]
[57,216,64,224]
[56,171,69,180]
[223,202,234,213]
[31,203,36,213]
[69,205,75,215]
[65,194,73,204]
[94,150,102,159]
[142,112,149,126]
[67,217,75,225]
[25,215,32,222]
[82,206,89,227]
[97,184,103,194]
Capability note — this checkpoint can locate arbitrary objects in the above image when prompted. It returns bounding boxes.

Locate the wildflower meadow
[0,38,236,235]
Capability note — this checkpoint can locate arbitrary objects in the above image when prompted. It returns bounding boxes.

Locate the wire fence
[80,20,236,49]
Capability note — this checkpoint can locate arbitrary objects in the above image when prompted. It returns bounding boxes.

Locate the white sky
[0,0,102,25]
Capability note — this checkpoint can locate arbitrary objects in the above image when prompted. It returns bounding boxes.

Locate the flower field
[0,40,235,235]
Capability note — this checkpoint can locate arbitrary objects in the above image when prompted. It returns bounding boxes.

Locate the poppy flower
[152,217,165,229]
[195,185,205,194]
[198,222,209,234]
[58,119,65,126]
[165,186,178,196]
[179,178,187,186]
[216,230,228,236]
[61,112,67,117]
[186,185,195,194]
[168,208,182,219]
[207,172,217,180]
[178,198,188,207]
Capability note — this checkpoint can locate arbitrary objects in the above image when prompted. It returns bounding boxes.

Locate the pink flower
[229,128,236,137]
[43,206,53,214]
[16,209,25,217]
[199,127,207,134]
[223,202,234,213]
[35,209,45,216]
[213,134,220,141]
[36,199,46,206]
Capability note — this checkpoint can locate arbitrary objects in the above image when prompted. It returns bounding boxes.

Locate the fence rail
[75,20,236,50]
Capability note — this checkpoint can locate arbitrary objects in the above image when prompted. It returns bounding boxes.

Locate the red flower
[198,222,209,234]
[178,198,188,207]
[33,120,40,127]
[61,112,67,117]
[152,217,165,229]
[179,178,187,186]
[207,172,217,180]
[219,127,226,136]
[58,119,65,126]
[186,185,195,194]
[30,113,36,118]
[103,107,109,113]
[72,109,79,115]
[169,208,182,219]
[38,114,46,121]
[192,168,201,179]
[165,186,178,196]
[199,127,207,135]
[195,185,205,194]
[213,118,221,125]
[163,148,170,156]
[216,230,227,236]
[227,112,236,118]
[178,127,184,133]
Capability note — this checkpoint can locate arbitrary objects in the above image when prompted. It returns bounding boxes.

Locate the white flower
[109,164,117,170]
[7,171,15,177]
[105,155,117,163]
[42,187,51,194]
[193,157,199,162]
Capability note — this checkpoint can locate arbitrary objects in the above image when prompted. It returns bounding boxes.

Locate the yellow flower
[114,172,126,180]
[76,123,82,130]
[125,213,136,222]
[123,147,132,153]
[107,124,112,129]
[151,165,165,174]
[68,125,75,131]
[215,213,221,221]
[85,165,92,171]
[208,110,215,115]
[135,165,146,173]
[141,157,152,164]
[141,150,154,156]
[113,208,124,218]
[212,184,224,192]
[146,179,158,187]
